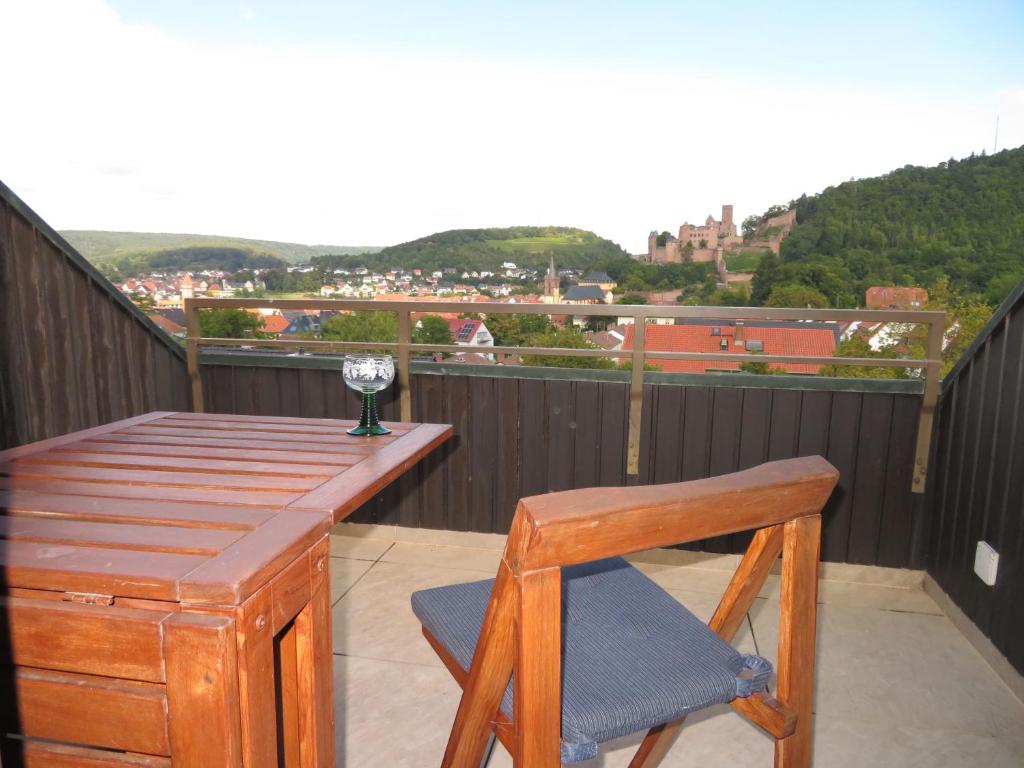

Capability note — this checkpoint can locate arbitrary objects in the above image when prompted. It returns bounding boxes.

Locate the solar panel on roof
[456,323,475,341]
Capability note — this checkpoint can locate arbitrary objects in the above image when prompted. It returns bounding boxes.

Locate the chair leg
[628,717,686,768]
[774,514,821,768]
[513,567,562,768]
[479,733,497,768]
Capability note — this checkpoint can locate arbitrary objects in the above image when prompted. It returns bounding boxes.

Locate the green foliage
[739,360,785,375]
[724,250,766,273]
[519,327,616,369]
[321,311,397,347]
[749,147,1024,308]
[414,315,453,346]
[766,283,829,308]
[614,293,648,305]
[588,256,717,303]
[263,269,326,294]
[820,336,908,379]
[198,308,263,339]
[99,246,288,280]
[310,227,629,274]
[485,313,554,346]
[64,230,378,266]
[706,285,751,307]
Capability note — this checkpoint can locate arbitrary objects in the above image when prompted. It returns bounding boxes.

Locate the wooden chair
[411,456,839,767]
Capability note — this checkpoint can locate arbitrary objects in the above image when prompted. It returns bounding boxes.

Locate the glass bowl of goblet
[342,354,395,436]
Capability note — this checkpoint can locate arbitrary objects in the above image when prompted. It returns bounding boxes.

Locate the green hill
[61,230,380,266]
[750,146,1024,307]
[309,227,629,273]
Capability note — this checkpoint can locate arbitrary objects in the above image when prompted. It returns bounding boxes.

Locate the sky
[0,0,1022,254]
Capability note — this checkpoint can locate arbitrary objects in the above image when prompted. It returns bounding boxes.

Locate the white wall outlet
[974,541,999,586]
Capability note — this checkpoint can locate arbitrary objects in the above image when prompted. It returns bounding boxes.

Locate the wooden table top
[0,411,453,606]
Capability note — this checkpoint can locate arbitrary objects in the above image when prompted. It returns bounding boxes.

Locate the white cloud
[0,0,1020,252]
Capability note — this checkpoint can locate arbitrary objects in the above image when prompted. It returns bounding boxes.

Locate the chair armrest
[512,456,838,571]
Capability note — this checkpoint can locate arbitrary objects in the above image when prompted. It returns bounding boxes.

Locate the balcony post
[627,313,646,479]
[912,314,945,493]
[397,309,412,422]
[184,298,205,413]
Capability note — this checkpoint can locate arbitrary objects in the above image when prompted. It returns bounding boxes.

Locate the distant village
[117,206,930,374]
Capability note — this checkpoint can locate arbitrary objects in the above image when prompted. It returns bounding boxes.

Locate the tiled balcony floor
[328,526,1024,767]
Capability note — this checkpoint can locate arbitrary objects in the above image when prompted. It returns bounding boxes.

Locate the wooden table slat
[18,451,339,478]
[0,516,243,554]
[62,440,360,466]
[0,540,207,600]
[1,463,323,492]
[151,415,412,437]
[119,425,401,446]
[90,432,376,455]
[167,411,423,431]
[0,489,276,529]
[0,476,304,508]
[287,423,454,517]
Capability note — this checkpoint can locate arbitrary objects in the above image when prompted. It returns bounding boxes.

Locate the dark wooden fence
[0,181,189,450]
[928,281,1024,675]
[201,354,926,568]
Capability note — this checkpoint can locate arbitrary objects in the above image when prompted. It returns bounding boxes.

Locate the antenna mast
[994,115,1000,153]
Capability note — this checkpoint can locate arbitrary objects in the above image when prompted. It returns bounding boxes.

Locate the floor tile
[747,598,1024,739]
[332,561,487,667]
[330,557,375,605]
[329,533,393,561]
[334,654,460,767]
[380,541,504,573]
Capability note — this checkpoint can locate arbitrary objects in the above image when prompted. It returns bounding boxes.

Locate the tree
[321,311,398,345]
[766,284,829,308]
[698,238,708,249]
[742,214,762,240]
[198,308,264,338]
[413,315,453,346]
[519,327,616,369]
[485,313,553,346]
[739,360,784,375]
[615,293,648,305]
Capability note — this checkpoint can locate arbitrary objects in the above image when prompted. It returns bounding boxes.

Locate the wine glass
[342,354,395,436]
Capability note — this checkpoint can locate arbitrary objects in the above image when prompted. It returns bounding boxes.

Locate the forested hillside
[96,246,288,280]
[63,230,379,266]
[751,146,1024,307]
[310,227,629,273]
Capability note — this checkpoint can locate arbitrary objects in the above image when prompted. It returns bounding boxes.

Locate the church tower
[543,255,560,302]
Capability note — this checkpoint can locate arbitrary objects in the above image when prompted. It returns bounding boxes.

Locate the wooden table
[0,411,452,767]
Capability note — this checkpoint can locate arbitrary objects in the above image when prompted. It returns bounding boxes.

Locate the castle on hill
[645,205,741,265]
[640,204,797,272]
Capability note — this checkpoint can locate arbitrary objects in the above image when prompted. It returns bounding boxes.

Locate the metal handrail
[183,297,945,492]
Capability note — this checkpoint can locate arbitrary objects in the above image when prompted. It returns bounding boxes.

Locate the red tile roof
[622,323,836,374]
[449,318,482,339]
[260,314,291,334]
[147,313,185,335]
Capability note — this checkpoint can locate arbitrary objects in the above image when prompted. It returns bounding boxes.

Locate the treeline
[310,226,630,273]
[751,146,1024,308]
[100,246,287,281]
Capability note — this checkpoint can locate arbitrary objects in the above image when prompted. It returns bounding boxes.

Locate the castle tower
[544,255,560,302]
[722,204,734,230]
[180,273,194,300]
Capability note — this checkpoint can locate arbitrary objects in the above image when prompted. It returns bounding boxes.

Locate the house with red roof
[622,320,838,374]
[448,318,493,348]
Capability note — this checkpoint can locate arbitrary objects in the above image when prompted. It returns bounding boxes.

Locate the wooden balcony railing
[184,298,944,492]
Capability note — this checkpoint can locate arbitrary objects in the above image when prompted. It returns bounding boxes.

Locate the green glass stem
[347,390,391,436]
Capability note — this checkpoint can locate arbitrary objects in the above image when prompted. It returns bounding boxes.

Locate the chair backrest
[438,456,839,768]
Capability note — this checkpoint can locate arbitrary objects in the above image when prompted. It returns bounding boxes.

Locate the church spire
[547,254,556,277]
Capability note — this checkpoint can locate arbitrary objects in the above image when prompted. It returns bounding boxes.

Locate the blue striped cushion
[411,557,771,763]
